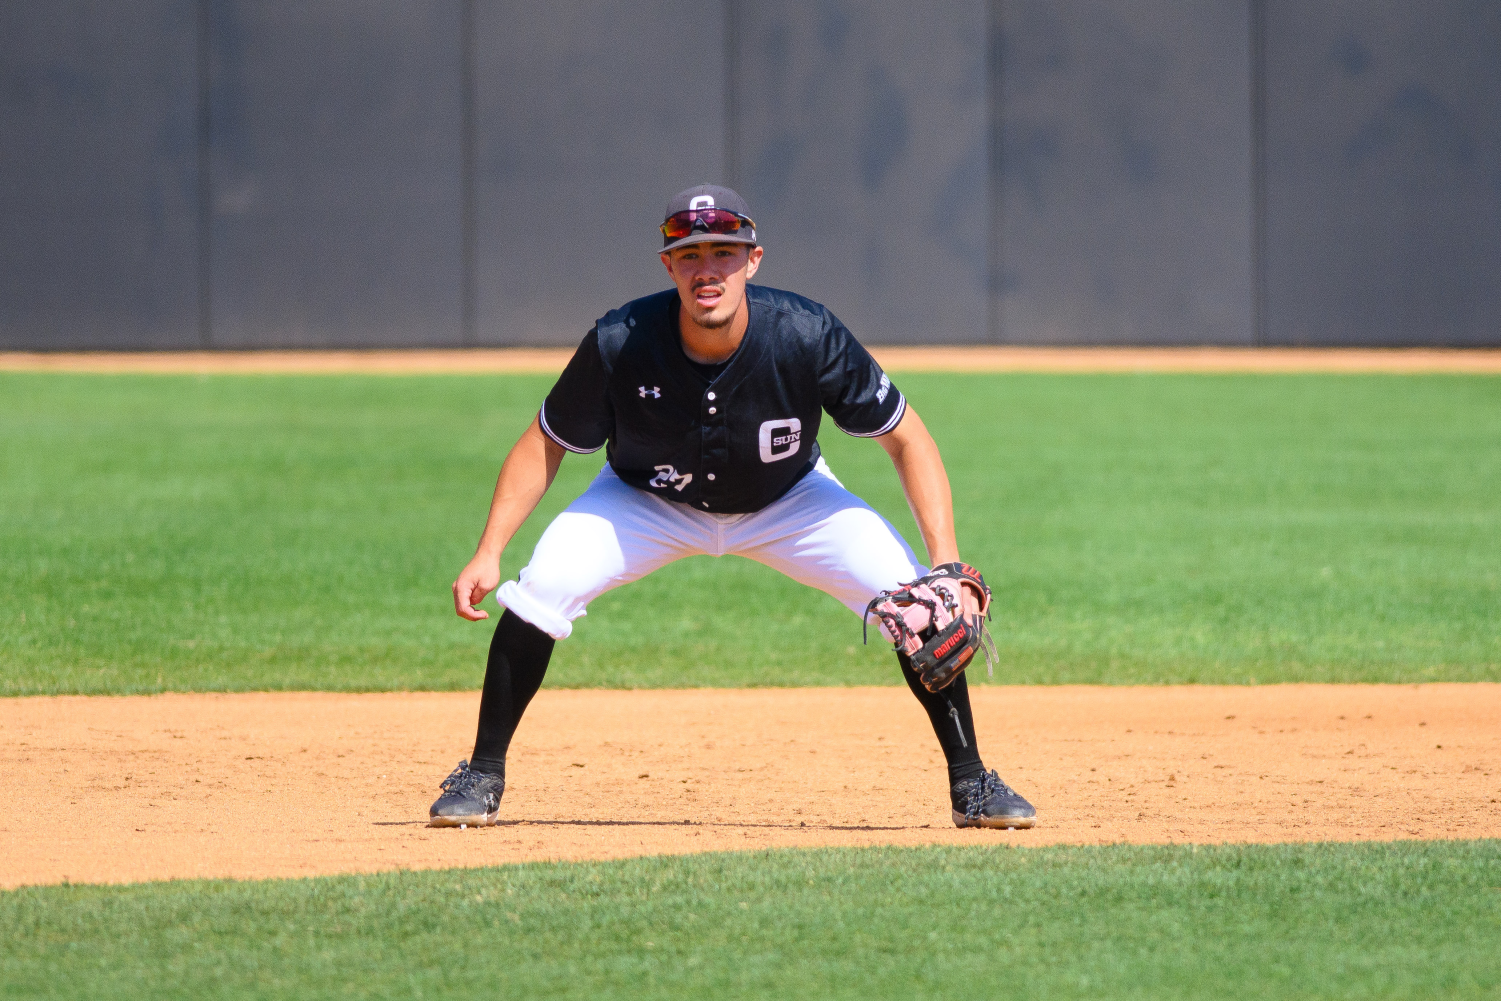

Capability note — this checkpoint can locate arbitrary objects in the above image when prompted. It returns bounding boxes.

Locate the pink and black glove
[863,562,997,692]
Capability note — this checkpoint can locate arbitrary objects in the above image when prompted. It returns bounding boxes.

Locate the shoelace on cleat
[439,761,487,797]
[964,769,1017,821]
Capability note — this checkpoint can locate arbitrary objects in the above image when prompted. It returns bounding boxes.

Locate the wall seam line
[987,0,1004,344]
[1250,0,1268,347]
[460,0,477,347]
[195,0,213,348]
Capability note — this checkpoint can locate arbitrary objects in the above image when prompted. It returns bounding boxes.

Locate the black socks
[469,610,556,778]
[898,652,986,786]
[470,611,984,790]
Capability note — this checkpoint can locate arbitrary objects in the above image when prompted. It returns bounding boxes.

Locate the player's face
[660,242,764,330]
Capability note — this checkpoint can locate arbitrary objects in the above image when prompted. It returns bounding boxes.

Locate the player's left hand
[865,562,995,692]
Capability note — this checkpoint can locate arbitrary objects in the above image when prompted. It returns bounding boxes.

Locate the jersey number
[649,465,693,491]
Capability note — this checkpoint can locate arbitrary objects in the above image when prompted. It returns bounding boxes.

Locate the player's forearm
[473,418,565,562]
[878,407,962,566]
[899,459,961,566]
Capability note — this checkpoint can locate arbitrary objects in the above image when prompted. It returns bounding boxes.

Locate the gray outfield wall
[2,1,1498,349]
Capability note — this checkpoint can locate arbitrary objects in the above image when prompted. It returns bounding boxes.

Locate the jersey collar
[667,290,768,393]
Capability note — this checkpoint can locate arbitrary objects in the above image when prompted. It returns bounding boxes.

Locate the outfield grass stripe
[3,842,1497,1000]
[2,372,1498,693]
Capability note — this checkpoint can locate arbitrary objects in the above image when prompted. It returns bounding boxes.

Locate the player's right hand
[452,556,502,621]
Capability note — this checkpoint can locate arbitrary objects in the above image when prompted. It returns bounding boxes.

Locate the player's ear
[744,245,764,280]
[660,251,674,276]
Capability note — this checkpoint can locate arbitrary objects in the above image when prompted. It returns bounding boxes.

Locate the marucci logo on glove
[757,418,802,463]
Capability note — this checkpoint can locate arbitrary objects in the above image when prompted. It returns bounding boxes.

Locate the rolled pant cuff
[494,581,574,640]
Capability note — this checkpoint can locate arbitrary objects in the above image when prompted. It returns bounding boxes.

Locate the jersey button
[707,392,716,401]
[701,502,709,508]
[707,473,716,480]
[708,406,717,414]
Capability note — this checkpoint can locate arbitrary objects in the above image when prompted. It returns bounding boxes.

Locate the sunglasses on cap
[659,208,756,241]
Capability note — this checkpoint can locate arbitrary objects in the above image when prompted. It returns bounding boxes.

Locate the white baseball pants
[496,458,925,640]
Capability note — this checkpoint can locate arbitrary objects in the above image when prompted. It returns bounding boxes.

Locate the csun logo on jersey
[757,418,802,463]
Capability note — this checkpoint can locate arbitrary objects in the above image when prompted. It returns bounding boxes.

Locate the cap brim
[658,232,758,255]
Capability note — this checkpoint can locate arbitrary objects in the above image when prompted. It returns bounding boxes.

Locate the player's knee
[516,562,593,611]
[831,509,919,586]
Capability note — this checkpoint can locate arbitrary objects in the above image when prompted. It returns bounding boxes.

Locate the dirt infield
[2,684,1496,888]
[3,346,1501,375]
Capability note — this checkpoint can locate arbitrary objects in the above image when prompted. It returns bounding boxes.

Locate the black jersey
[538,284,906,514]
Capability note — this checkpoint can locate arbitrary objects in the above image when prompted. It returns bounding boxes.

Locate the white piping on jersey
[537,404,605,454]
[829,393,907,439]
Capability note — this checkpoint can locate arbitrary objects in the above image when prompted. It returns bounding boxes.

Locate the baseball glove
[863,562,997,692]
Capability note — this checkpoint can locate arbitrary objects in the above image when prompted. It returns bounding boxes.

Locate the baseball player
[431,184,1035,831]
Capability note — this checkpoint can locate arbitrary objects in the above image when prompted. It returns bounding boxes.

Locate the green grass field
[4,370,1498,998]
[3,842,1497,1000]
[2,371,1498,694]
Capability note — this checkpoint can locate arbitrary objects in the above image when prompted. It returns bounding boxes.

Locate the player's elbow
[876,409,928,458]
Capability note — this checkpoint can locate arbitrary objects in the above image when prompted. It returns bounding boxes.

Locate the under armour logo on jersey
[649,464,692,491]
[639,386,661,398]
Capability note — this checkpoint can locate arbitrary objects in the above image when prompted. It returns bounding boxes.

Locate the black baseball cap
[659,184,758,254]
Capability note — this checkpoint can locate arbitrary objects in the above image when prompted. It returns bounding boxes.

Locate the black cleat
[951,769,1036,830]
[428,760,504,828]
